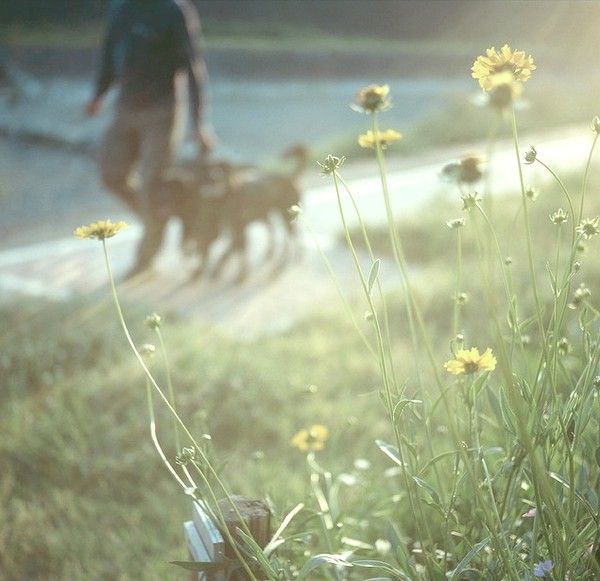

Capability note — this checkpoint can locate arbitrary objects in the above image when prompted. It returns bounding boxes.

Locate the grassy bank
[3,159,600,577]
[0,294,387,579]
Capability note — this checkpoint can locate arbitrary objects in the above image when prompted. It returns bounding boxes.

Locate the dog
[170,144,308,283]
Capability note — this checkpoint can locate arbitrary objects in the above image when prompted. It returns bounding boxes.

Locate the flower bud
[524,145,537,165]
[145,313,162,329]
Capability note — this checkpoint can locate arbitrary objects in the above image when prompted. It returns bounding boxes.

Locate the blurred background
[2,0,600,247]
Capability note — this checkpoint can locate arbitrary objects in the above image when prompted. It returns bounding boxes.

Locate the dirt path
[1,121,597,338]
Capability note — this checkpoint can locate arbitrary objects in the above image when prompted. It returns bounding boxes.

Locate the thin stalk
[101,240,260,581]
[145,378,187,489]
[535,157,576,245]
[510,108,547,366]
[299,214,378,360]
[370,114,423,385]
[338,172,443,490]
[579,132,599,222]
[332,171,433,572]
[367,114,520,575]
[452,228,462,337]
[336,173,399,390]
[155,327,181,454]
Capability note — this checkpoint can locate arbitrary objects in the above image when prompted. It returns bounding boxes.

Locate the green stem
[155,327,181,454]
[579,132,599,222]
[101,240,260,581]
[453,228,462,337]
[145,378,187,489]
[510,107,550,378]
[298,213,378,361]
[535,157,576,245]
[332,170,433,570]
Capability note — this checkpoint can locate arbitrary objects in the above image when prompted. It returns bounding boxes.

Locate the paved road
[1,123,597,337]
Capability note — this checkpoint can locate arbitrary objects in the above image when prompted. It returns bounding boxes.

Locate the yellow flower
[442,155,484,184]
[291,425,329,452]
[486,70,523,109]
[472,45,535,91]
[74,220,128,240]
[355,84,391,113]
[444,347,497,375]
[358,129,402,149]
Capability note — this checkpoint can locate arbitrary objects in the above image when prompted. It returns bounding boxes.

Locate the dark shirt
[95,0,205,125]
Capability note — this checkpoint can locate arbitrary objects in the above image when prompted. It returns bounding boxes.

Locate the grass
[4,160,600,577]
[4,41,600,578]
[0,296,390,578]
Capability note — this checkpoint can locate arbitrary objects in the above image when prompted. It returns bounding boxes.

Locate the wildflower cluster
[576,217,600,239]
[446,217,465,229]
[524,145,537,164]
[175,446,196,466]
[461,192,482,211]
[140,343,156,358]
[291,425,328,452]
[550,208,568,225]
[471,45,536,91]
[486,70,523,110]
[442,155,484,185]
[317,154,346,176]
[569,283,591,309]
[354,84,391,113]
[145,313,162,329]
[74,219,128,240]
[444,347,497,375]
[74,40,600,581]
[525,186,539,201]
[358,129,402,149]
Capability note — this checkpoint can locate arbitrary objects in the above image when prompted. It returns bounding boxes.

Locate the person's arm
[174,0,213,152]
[86,1,121,115]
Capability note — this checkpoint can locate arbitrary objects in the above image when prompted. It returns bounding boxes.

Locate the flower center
[463,361,479,374]
[496,63,516,75]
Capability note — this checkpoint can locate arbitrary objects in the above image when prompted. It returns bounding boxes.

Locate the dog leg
[209,237,235,279]
[263,217,278,262]
[289,217,303,260]
[189,235,213,281]
[232,229,249,284]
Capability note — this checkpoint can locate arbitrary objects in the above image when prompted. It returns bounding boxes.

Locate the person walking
[86,0,212,278]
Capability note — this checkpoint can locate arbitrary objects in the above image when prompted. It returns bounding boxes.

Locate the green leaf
[235,528,276,575]
[264,502,304,557]
[375,440,404,468]
[296,554,352,580]
[169,560,226,572]
[595,447,600,468]
[400,435,418,463]
[392,399,422,424]
[367,259,381,294]
[353,559,402,576]
[549,471,570,489]
[412,476,441,505]
[499,388,516,436]
[418,449,461,477]
[469,372,490,402]
[449,537,490,580]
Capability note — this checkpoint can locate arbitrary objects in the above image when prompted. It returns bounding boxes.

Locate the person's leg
[127,106,175,275]
[99,110,140,213]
